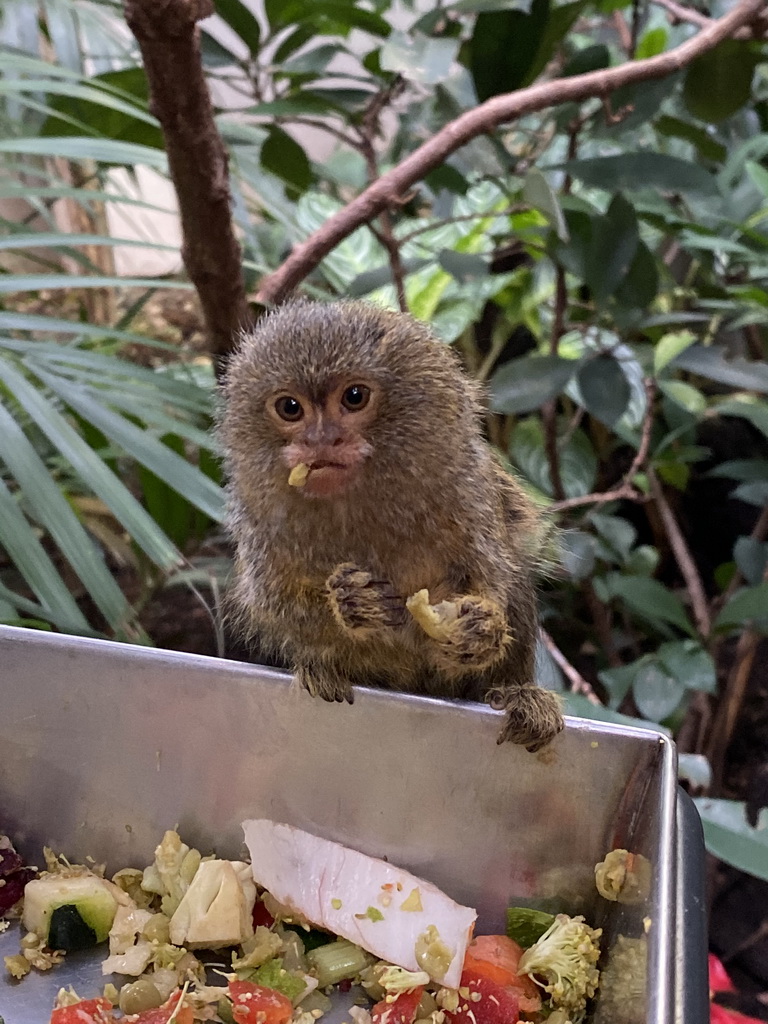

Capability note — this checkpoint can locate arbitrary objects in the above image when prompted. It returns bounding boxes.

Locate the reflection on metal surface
[0,625,699,1022]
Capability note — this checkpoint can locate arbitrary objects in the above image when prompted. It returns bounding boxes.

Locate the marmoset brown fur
[220,300,564,751]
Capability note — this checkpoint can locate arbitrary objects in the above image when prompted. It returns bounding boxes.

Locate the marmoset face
[266,376,380,497]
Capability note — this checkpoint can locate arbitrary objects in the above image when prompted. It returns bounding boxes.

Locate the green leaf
[655,115,727,164]
[716,401,768,440]
[0,400,131,630]
[632,662,686,722]
[509,419,597,498]
[657,639,716,694]
[564,693,667,734]
[34,372,225,523]
[523,169,568,241]
[558,530,596,580]
[576,354,631,427]
[260,126,312,197]
[654,331,696,374]
[215,0,261,51]
[490,355,577,415]
[0,359,180,570]
[733,481,768,507]
[708,459,768,482]
[562,43,610,77]
[525,0,587,85]
[671,346,768,393]
[715,583,768,631]
[380,32,460,86]
[563,153,719,197]
[599,659,643,709]
[469,0,549,101]
[0,136,168,169]
[613,240,659,311]
[658,380,706,416]
[0,276,189,296]
[694,799,768,882]
[0,477,89,630]
[590,513,637,564]
[551,208,593,279]
[505,908,554,948]
[684,40,759,125]
[596,573,694,634]
[636,26,667,59]
[734,537,768,587]
[437,249,488,281]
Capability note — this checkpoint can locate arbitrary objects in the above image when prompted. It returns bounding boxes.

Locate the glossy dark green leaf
[438,249,489,281]
[633,662,686,722]
[598,659,643,709]
[510,420,597,498]
[524,0,587,85]
[562,44,610,77]
[734,537,768,587]
[595,573,694,634]
[469,0,549,101]
[40,68,164,150]
[613,240,659,311]
[260,126,312,197]
[694,799,768,882]
[563,153,719,197]
[636,26,667,59]
[271,1,390,36]
[576,354,631,427]
[733,481,768,507]
[590,513,637,564]
[715,583,768,631]
[523,169,568,241]
[215,0,261,51]
[655,115,727,164]
[200,29,242,66]
[490,355,578,415]
[550,208,593,279]
[672,346,768,393]
[586,193,639,305]
[657,640,717,694]
[684,40,759,125]
[273,24,314,62]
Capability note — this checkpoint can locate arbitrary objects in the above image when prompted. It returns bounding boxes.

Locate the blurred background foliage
[1,0,767,886]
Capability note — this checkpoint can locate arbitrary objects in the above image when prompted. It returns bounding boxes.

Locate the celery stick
[306,938,372,987]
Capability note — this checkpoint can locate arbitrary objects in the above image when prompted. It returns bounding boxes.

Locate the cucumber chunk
[22,875,118,945]
[48,904,98,951]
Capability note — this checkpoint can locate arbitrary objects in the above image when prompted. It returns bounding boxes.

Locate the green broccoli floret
[517,913,602,1022]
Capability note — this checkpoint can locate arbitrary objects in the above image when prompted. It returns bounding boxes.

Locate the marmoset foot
[326,563,406,637]
[296,663,354,704]
[489,685,564,752]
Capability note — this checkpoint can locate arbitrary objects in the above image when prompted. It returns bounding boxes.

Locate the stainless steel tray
[0,625,706,1022]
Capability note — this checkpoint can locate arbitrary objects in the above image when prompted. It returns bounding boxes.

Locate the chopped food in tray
[1,824,605,1024]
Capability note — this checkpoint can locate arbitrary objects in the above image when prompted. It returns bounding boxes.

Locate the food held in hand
[405,590,460,641]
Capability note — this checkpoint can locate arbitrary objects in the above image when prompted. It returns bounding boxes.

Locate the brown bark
[122,0,250,374]
[255,0,765,308]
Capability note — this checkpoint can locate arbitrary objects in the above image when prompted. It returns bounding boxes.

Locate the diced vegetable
[243,956,308,1001]
[0,834,36,915]
[49,997,113,1023]
[227,980,294,1024]
[141,831,202,918]
[23,875,118,947]
[306,937,372,988]
[444,970,519,1024]
[169,859,256,949]
[242,820,477,988]
[505,907,556,949]
[370,985,425,1024]
[517,914,602,1022]
[129,991,194,1024]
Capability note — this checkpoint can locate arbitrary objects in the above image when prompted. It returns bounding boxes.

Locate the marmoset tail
[219,300,564,751]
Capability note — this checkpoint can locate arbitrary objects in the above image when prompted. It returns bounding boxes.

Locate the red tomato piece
[445,970,520,1024]
[252,898,275,929]
[131,991,194,1024]
[463,935,541,1016]
[370,986,425,1024]
[50,998,114,1024]
[228,980,295,1024]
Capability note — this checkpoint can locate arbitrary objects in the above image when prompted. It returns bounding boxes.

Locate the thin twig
[552,377,656,513]
[652,0,767,37]
[707,625,762,793]
[255,0,765,307]
[648,467,711,638]
[540,627,602,704]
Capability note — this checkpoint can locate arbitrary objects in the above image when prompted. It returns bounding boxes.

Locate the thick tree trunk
[122,0,250,373]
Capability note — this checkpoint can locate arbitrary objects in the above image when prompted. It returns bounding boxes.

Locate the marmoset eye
[341,385,370,411]
[275,396,304,421]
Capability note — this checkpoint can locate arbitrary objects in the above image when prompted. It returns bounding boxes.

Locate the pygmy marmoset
[220,300,564,751]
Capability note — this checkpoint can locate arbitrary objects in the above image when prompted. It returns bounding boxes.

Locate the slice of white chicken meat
[242,819,476,989]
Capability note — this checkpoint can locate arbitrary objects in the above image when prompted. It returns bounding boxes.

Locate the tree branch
[651,0,767,38]
[540,627,602,704]
[122,0,250,373]
[551,377,656,513]
[647,467,711,639]
[255,0,764,307]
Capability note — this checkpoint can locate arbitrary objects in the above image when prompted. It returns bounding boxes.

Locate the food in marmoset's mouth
[288,463,310,488]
